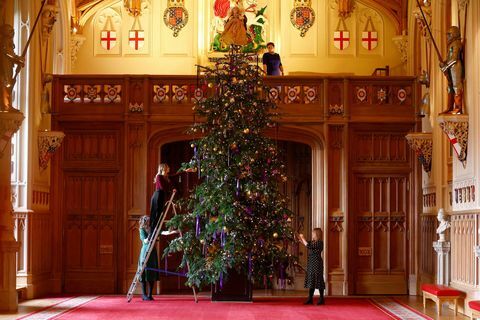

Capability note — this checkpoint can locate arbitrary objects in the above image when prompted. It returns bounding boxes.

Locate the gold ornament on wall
[290,0,315,37]
[164,0,189,37]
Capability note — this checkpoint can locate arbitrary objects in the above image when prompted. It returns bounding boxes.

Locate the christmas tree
[166,48,295,289]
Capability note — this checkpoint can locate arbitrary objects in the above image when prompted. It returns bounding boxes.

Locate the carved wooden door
[63,174,118,293]
[350,127,411,295]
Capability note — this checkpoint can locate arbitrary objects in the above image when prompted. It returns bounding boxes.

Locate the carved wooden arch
[362,0,407,34]
[147,123,326,233]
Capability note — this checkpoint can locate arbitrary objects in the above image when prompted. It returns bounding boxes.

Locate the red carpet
[21,296,431,320]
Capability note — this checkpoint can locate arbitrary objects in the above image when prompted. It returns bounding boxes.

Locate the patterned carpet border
[17,296,99,320]
[371,298,433,320]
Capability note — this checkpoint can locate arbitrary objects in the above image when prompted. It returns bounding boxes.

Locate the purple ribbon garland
[236,179,240,197]
[219,272,223,290]
[194,145,201,179]
[220,229,226,247]
[195,215,201,237]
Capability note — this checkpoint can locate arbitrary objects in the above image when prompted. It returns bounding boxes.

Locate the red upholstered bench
[421,284,462,316]
[469,300,480,319]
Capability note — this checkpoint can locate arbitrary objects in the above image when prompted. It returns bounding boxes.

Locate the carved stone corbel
[437,114,469,167]
[413,1,431,39]
[392,35,408,64]
[70,33,86,68]
[41,4,58,42]
[38,130,65,170]
[0,110,25,158]
[405,132,432,174]
[458,0,470,11]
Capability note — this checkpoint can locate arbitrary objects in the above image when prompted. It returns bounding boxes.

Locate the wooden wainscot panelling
[14,211,53,298]
[62,130,120,169]
[349,79,416,123]
[327,124,346,295]
[328,81,345,118]
[349,125,413,295]
[51,74,417,295]
[420,214,436,284]
[63,174,118,293]
[451,214,477,288]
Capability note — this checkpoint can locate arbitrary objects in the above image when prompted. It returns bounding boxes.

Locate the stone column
[433,240,451,286]
[0,111,24,312]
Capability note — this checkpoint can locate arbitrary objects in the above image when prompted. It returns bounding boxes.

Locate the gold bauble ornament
[243,128,250,134]
[208,82,214,88]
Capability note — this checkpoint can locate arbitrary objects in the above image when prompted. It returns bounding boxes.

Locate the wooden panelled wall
[51,75,418,294]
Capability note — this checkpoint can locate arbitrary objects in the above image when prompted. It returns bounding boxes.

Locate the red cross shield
[333,31,350,50]
[362,31,378,50]
[129,30,145,50]
[100,30,117,50]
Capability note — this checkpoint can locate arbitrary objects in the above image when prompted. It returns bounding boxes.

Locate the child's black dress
[304,240,325,290]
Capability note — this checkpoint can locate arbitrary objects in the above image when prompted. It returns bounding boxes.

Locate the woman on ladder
[138,215,159,301]
[150,163,173,230]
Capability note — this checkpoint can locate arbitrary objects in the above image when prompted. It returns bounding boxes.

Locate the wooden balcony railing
[53,75,417,123]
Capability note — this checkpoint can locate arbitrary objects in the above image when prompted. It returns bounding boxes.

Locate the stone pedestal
[0,110,25,312]
[433,241,451,286]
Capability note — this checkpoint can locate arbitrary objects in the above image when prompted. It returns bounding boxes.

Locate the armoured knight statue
[439,26,464,114]
[1,24,24,111]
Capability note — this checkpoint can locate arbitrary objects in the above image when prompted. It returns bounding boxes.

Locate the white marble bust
[436,208,450,242]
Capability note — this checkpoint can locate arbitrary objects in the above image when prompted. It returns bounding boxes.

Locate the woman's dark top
[262,52,283,76]
[150,175,171,229]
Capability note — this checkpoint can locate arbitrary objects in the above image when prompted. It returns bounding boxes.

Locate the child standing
[297,228,325,305]
[138,215,159,301]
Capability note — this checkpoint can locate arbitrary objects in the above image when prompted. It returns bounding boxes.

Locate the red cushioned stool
[421,284,462,316]
[469,300,480,319]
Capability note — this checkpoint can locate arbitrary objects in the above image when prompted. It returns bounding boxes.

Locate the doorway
[155,140,313,293]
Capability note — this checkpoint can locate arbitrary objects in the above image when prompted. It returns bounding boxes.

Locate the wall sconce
[38,130,65,170]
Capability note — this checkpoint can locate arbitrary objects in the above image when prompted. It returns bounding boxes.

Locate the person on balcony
[262,42,284,76]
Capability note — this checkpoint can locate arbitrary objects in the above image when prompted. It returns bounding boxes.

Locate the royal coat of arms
[164,0,189,37]
[290,0,315,37]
